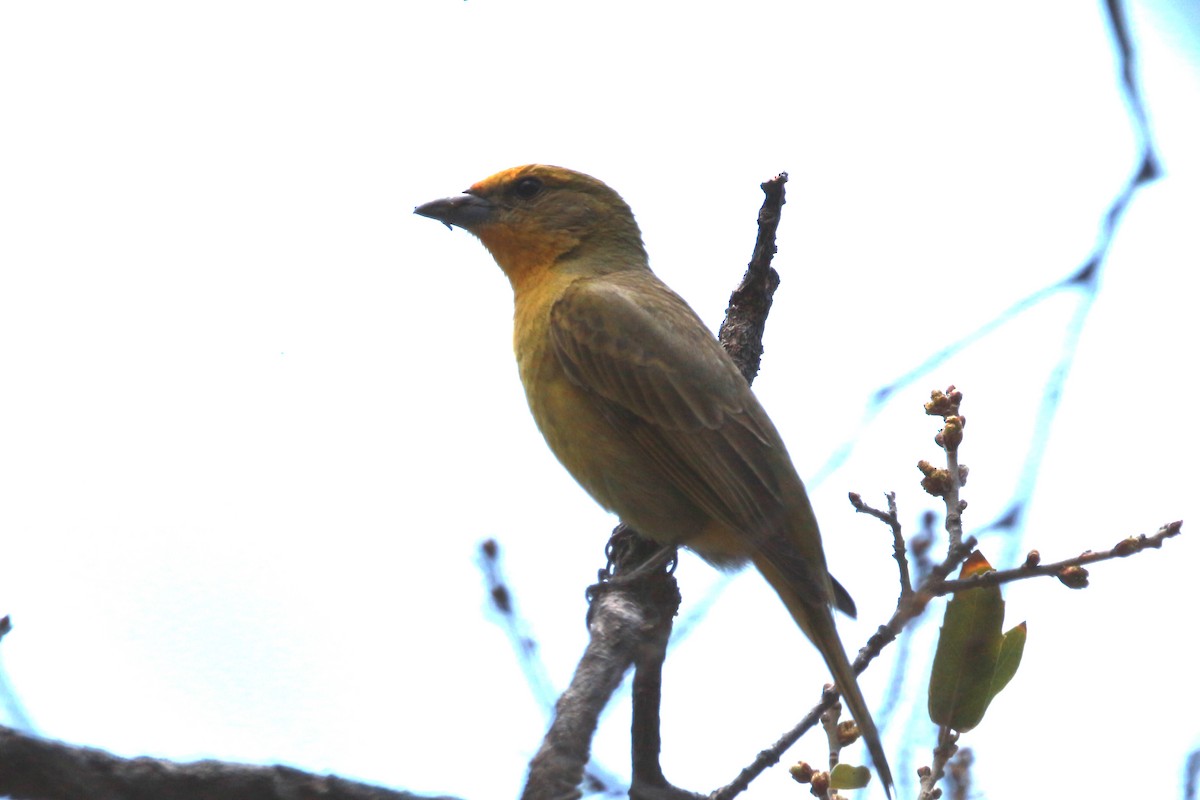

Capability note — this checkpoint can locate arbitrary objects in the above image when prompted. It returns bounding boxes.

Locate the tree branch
[848,492,913,597]
[933,520,1181,595]
[917,727,958,800]
[718,173,787,384]
[711,533,979,800]
[0,725,455,800]
[522,529,678,800]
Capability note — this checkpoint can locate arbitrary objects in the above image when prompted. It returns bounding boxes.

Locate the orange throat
[475,223,578,295]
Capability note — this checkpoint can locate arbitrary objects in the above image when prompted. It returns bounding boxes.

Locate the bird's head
[415,165,647,289]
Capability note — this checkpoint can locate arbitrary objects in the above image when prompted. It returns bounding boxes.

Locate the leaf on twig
[829,762,871,790]
[928,551,1027,732]
[990,621,1027,699]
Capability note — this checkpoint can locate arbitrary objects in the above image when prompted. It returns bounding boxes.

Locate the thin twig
[917,727,959,800]
[711,536,978,800]
[849,492,912,597]
[819,700,843,775]
[934,520,1181,595]
[922,387,967,548]
[477,539,558,714]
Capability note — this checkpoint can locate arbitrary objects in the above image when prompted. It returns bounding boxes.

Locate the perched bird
[415,165,892,794]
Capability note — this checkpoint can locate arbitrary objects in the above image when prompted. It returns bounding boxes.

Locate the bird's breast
[511,285,713,544]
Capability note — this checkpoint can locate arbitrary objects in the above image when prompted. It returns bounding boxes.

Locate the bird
[414,164,893,795]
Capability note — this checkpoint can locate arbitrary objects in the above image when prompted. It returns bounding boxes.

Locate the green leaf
[829,762,871,790]
[988,621,1027,702]
[928,551,1005,732]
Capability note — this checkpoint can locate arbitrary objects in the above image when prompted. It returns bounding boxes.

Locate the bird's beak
[414,192,495,231]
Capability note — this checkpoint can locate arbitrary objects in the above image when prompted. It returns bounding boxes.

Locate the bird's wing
[549,272,790,538]
[550,271,851,616]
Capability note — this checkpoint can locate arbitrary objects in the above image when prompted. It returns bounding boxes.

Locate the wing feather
[549,271,854,616]
[550,272,785,535]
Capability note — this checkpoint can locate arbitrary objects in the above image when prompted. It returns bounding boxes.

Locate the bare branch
[934,520,1182,595]
[710,586,952,799]
[917,727,959,800]
[0,725,453,800]
[523,530,678,800]
[849,492,912,597]
[712,533,978,800]
[921,387,967,549]
[718,173,787,384]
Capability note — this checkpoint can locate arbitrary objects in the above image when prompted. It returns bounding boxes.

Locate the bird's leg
[600,525,676,582]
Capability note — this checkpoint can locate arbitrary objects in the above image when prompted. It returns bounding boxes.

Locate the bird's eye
[513,177,543,199]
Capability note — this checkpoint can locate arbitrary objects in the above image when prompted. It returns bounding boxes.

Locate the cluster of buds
[924,387,966,454]
[789,762,837,798]
[924,386,963,418]
[920,386,969,499]
[918,459,969,498]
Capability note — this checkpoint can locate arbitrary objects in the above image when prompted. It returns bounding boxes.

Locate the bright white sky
[1,3,1197,799]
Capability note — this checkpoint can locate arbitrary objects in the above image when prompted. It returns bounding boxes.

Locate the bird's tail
[752,553,895,798]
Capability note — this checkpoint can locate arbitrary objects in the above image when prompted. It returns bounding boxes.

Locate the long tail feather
[752,554,895,798]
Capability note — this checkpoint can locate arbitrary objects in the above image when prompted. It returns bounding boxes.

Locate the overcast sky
[1,3,1198,799]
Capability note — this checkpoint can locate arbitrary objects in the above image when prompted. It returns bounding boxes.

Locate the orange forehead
[467,164,612,197]
[469,165,538,194]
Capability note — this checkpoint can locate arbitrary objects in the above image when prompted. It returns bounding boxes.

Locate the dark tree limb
[521,529,681,800]
[718,173,787,384]
[0,725,456,800]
